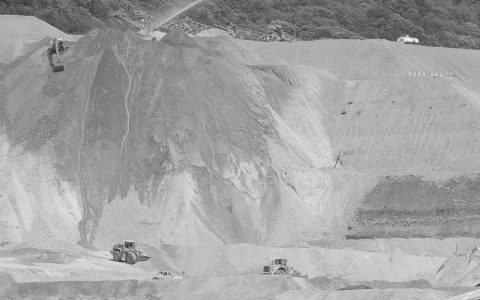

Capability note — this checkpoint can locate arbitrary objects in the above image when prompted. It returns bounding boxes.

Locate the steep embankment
[241,39,480,239]
[3,15,480,263]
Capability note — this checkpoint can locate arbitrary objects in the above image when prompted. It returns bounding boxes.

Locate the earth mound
[160,28,199,47]
[1,25,333,255]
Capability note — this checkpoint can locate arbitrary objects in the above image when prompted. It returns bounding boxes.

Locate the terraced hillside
[240,39,480,240]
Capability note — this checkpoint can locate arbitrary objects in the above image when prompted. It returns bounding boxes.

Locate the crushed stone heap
[2,17,480,261]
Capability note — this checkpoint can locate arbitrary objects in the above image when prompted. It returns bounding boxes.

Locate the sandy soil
[277,288,455,300]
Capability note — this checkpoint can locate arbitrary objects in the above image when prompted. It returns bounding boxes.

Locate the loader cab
[273,259,287,266]
[124,241,136,249]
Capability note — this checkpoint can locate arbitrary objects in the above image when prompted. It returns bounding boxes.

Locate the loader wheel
[113,250,121,262]
[126,252,137,265]
[276,269,286,276]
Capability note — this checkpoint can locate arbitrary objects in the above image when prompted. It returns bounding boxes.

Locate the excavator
[47,37,68,72]
[268,24,292,42]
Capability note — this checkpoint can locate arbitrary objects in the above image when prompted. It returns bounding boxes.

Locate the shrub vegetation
[2,0,480,49]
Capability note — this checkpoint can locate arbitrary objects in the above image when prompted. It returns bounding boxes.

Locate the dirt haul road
[2,15,480,299]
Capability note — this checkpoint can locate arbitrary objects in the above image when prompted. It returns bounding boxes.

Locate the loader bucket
[138,255,151,261]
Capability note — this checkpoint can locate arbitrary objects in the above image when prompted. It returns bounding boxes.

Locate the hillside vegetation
[2,0,480,48]
[0,0,107,33]
[0,0,186,33]
[184,0,480,48]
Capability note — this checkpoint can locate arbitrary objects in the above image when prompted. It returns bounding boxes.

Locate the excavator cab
[57,40,65,52]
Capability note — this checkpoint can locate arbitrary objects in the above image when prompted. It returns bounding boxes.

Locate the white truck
[153,271,183,280]
[397,35,419,44]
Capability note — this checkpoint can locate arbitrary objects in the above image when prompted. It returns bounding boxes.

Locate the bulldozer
[262,258,308,278]
[110,241,150,265]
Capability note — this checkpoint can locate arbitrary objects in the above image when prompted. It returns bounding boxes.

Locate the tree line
[0,0,180,33]
[2,0,480,49]
[184,0,480,48]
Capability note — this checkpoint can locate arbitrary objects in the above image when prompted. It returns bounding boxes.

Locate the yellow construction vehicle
[262,258,308,278]
[110,241,151,265]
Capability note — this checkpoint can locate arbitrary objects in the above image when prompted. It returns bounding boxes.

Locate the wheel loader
[263,258,289,275]
[110,241,150,265]
[262,258,308,278]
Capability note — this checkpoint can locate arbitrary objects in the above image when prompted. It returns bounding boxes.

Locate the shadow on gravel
[2,280,157,299]
[339,285,373,290]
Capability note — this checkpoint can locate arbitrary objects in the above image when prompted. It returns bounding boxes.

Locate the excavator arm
[55,40,61,63]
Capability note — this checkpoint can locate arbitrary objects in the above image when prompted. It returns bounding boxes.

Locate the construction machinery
[112,7,313,42]
[113,10,232,40]
[47,37,68,72]
[262,258,308,278]
[110,241,150,265]
[268,24,291,42]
